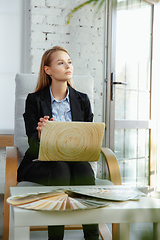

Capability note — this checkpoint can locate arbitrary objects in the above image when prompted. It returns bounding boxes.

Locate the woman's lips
[65,71,72,74]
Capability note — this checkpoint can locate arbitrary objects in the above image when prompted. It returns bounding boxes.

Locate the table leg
[9,206,30,240]
[14,227,30,240]
[112,223,130,240]
[153,223,160,240]
[9,206,14,240]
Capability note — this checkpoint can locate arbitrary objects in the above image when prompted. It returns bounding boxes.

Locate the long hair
[35,46,74,92]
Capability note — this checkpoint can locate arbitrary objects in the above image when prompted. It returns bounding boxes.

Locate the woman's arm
[23,93,40,148]
[23,93,53,147]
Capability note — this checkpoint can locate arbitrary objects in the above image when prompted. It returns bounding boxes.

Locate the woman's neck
[50,81,68,101]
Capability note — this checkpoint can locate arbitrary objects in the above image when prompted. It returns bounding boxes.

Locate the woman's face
[44,51,73,83]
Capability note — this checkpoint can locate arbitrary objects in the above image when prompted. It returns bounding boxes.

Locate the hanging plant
[66,0,106,24]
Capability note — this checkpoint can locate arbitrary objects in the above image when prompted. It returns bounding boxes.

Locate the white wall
[0,0,22,133]
[0,0,23,193]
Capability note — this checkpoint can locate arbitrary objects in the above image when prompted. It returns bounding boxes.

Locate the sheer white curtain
[0,0,22,133]
[152,2,160,192]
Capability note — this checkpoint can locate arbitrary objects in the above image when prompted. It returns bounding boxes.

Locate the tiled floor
[0,193,154,240]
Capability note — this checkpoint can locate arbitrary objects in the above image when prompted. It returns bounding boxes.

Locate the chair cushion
[15,74,38,165]
[17,181,43,187]
[17,178,113,187]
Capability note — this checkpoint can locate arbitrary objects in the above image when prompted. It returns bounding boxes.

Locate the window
[104,0,154,186]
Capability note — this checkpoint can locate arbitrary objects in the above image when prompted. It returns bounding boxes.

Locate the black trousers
[23,161,99,240]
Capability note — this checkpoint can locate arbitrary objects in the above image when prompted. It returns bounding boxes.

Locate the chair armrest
[3,146,17,240]
[101,147,122,185]
[5,146,18,190]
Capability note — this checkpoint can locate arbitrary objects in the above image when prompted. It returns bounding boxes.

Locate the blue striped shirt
[49,87,72,122]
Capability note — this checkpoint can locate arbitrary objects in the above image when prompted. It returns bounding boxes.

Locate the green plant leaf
[93,0,106,19]
[66,0,105,24]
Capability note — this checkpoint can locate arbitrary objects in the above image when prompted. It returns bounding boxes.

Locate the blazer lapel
[40,86,52,118]
[69,86,84,121]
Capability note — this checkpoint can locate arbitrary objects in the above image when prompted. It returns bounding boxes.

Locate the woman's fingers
[37,116,50,140]
[40,116,49,123]
[43,116,50,120]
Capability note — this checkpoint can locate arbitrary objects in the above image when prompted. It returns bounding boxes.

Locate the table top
[10,185,160,226]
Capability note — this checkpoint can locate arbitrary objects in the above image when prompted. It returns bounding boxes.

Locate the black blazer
[17,85,93,182]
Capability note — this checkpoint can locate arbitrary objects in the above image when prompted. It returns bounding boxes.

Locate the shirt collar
[50,86,70,103]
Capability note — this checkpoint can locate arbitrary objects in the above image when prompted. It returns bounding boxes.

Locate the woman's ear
[44,66,50,75]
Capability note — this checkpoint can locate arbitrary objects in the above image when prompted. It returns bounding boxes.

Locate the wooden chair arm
[101,147,122,185]
[3,146,17,240]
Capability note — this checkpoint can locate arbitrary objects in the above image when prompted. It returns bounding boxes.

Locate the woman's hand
[37,116,54,140]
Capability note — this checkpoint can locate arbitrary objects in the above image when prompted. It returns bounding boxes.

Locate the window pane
[114,129,124,159]
[115,0,152,121]
[114,129,149,185]
[137,157,149,186]
[125,129,137,159]
[114,0,152,186]
[118,159,136,184]
[115,88,125,119]
[138,92,150,120]
[125,90,138,120]
[124,159,136,184]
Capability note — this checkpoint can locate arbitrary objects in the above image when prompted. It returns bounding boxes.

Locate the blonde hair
[35,46,74,92]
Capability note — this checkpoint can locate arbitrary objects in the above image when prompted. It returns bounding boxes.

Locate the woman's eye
[68,61,72,64]
[58,62,63,65]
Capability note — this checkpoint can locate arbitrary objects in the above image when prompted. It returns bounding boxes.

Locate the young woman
[17,46,99,240]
